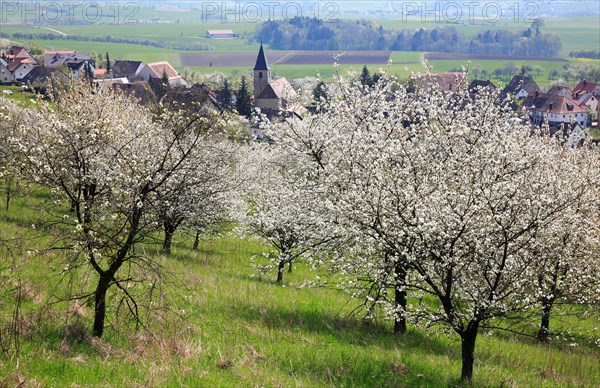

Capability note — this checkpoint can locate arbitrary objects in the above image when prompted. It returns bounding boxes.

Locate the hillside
[1,185,599,386]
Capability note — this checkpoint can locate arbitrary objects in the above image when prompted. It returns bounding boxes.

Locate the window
[259,72,263,79]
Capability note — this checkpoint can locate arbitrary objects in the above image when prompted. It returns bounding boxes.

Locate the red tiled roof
[411,73,467,92]
[522,92,587,115]
[572,80,599,95]
[547,85,572,95]
[7,57,36,72]
[146,61,179,79]
[257,78,298,100]
[45,50,76,55]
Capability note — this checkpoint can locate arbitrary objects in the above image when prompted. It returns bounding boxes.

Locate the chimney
[583,80,587,85]
[549,102,553,110]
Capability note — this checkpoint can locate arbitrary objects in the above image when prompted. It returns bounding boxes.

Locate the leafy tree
[149,112,237,255]
[531,18,545,35]
[236,146,331,283]
[12,78,222,337]
[360,65,371,87]
[219,78,232,109]
[312,81,328,105]
[236,75,252,118]
[161,70,170,96]
[105,52,111,75]
[263,70,600,381]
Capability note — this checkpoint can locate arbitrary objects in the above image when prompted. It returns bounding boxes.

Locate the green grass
[0,183,599,386]
[0,86,38,108]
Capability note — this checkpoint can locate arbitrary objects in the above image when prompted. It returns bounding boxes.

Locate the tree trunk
[92,275,112,337]
[394,264,407,334]
[276,260,285,283]
[5,177,11,212]
[537,298,554,342]
[288,260,293,273]
[460,322,480,381]
[193,231,200,250]
[163,226,175,255]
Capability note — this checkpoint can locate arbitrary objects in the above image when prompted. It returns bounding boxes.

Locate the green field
[0,184,599,386]
[377,16,600,57]
[2,15,599,87]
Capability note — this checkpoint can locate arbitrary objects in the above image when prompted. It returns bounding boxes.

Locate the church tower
[253,43,271,98]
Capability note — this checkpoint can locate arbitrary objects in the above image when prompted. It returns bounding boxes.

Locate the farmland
[180,51,392,68]
[2,11,599,85]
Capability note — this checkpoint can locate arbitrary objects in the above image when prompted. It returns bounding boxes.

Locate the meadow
[0,183,599,386]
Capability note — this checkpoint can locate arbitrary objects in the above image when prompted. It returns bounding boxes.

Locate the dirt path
[42,27,67,36]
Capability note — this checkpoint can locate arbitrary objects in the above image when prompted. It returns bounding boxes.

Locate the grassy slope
[0,184,599,386]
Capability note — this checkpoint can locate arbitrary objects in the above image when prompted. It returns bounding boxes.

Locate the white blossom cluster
[237,68,600,379]
[1,78,237,337]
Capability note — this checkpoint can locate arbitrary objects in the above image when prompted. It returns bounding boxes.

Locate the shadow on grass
[234,302,453,355]
[232,304,458,386]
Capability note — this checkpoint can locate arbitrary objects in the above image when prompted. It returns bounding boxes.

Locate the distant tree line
[0,32,210,51]
[569,50,600,59]
[257,17,562,57]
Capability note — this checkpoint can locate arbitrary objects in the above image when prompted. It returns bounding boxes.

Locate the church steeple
[254,43,270,71]
[254,43,271,99]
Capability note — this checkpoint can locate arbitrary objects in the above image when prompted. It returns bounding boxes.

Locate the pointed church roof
[254,44,270,71]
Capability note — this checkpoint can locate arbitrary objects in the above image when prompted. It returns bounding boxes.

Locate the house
[20,67,67,91]
[571,80,600,121]
[410,72,467,93]
[8,58,37,82]
[502,75,541,100]
[44,50,93,68]
[65,58,95,79]
[1,46,34,63]
[0,46,38,83]
[111,60,145,81]
[44,50,74,67]
[113,81,157,105]
[253,44,300,114]
[572,80,600,98]
[521,91,588,128]
[572,92,598,120]
[565,122,587,148]
[94,77,130,88]
[137,61,188,87]
[0,57,10,84]
[206,30,239,39]
[160,83,219,113]
[546,85,573,98]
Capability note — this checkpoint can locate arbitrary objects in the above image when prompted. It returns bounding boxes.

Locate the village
[1,41,600,145]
